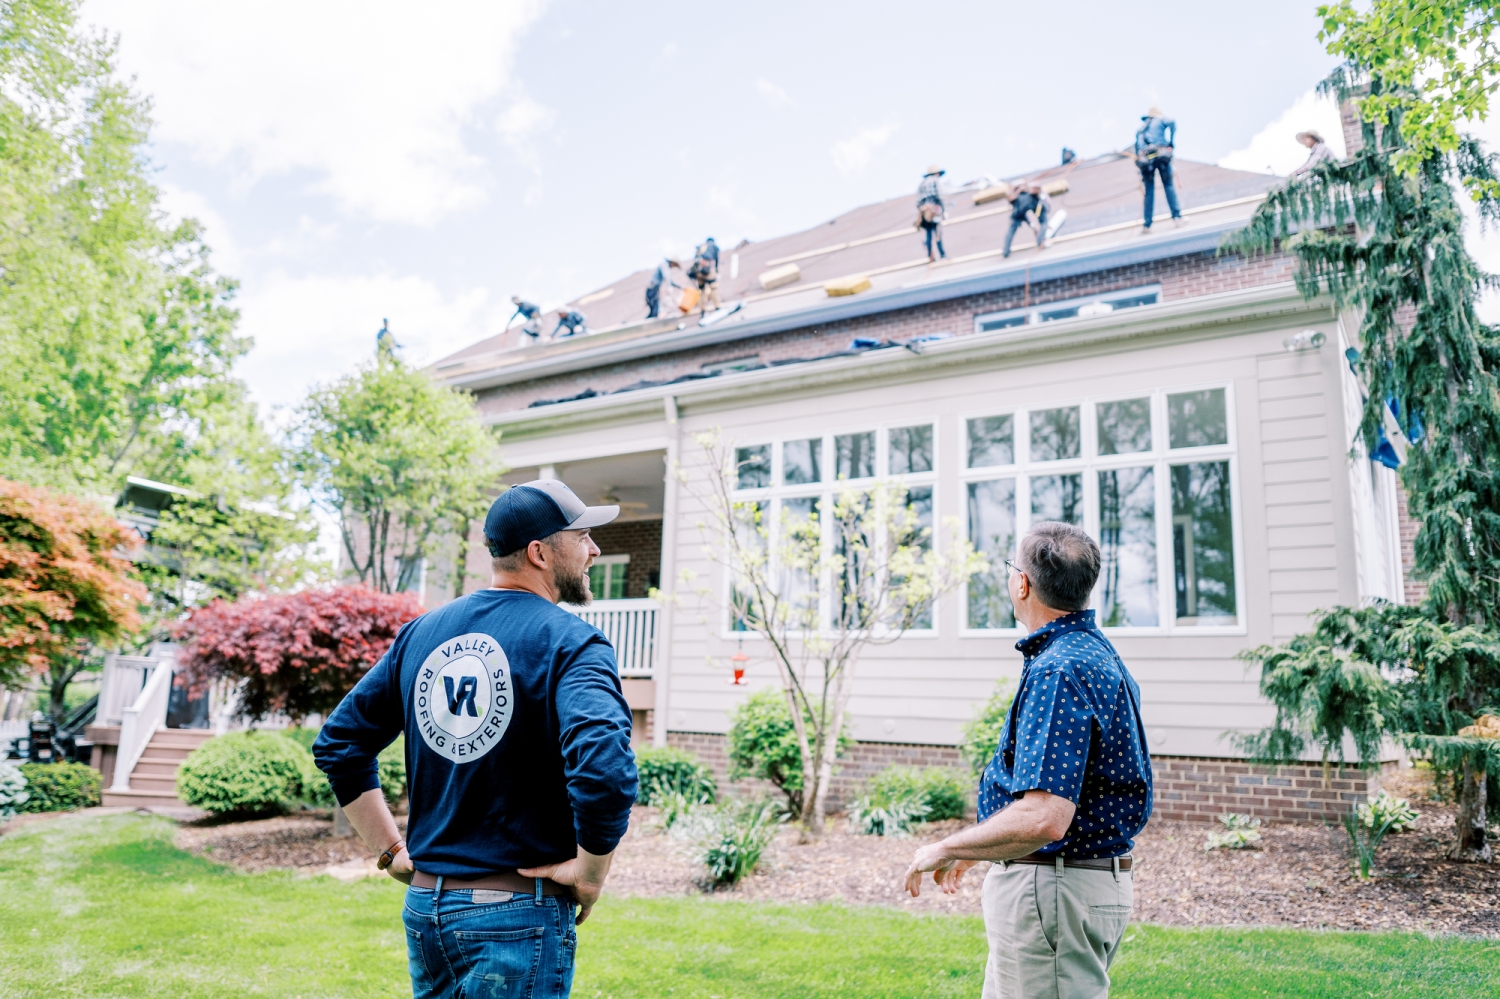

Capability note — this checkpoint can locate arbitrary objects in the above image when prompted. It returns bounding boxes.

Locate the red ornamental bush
[176,586,423,722]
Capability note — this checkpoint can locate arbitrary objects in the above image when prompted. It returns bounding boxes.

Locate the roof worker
[552,308,587,339]
[1002,182,1052,258]
[645,258,682,319]
[903,521,1152,999]
[1134,106,1182,230]
[376,317,400,357]
[916,164,947,262]
[688,238,721,315]
[1290,129,1336,177]
[313,478,638,999]
[510,295,543,341]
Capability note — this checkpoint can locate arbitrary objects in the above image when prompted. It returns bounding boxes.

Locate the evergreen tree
[1229,66,1500,861]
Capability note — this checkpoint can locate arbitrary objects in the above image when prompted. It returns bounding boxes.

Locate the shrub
[176,732,313,815]
[18,762,100,812]
[1204,813,1262,851]
[727,688,848,818]
[1343,807,1398,880]
[636,746,716,807]
[959,677,1015,777]
[697,798,786,887]
[1357,791,1418,833]
[867,766,970,822]
[288,728,406,808]
[0,761,28,818]
[850,787,929,837]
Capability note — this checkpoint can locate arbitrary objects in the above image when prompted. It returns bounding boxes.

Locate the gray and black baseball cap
[484,479,619,557]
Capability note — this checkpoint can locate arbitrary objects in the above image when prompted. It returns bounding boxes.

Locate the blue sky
[85,0,1347,412]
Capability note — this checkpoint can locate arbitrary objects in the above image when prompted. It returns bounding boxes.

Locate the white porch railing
[99,655,156,726]
[563,598,658,677]
[111,659,172,792]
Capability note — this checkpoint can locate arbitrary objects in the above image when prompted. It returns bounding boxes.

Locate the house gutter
[445,217,1259,393]
[486,281,1331,438]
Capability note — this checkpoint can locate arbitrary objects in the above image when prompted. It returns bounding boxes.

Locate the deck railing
[562,598,658,677]
[112,660,171,791]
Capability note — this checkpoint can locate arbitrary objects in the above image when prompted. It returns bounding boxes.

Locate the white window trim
[973,283,1163,336]
[723,421,942,638]
[590,554,631,601]
[958,383,1246,638]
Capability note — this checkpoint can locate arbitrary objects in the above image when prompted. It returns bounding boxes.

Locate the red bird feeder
[729,651,750,685]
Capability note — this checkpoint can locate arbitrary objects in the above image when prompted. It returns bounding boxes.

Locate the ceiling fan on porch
[599,487,650,511]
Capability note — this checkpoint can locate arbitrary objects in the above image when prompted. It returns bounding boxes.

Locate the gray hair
[1018,522,1101,611]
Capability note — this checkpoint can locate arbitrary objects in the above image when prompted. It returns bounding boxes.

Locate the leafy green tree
[1230,53,1500,860]
[0,1,249,495]
[295,353,501,594]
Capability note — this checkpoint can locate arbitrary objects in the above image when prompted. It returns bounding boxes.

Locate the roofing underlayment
[432,153,1281,385]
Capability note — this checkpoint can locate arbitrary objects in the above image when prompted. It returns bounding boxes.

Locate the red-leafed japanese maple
[176,586,423,723]
[0,479,146,700]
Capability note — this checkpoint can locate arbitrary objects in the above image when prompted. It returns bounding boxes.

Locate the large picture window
[728,423,939,633]
[963,385,1239,632]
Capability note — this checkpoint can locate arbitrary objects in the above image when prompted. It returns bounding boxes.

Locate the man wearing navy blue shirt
[314,478,638,999]
[904,521,1152,999]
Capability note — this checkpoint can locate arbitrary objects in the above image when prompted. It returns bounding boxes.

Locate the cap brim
[567,504,619,530]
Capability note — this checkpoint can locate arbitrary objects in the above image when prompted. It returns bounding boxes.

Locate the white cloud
[497,92,557,169]
[755,78,793,107]
[85,0,550,226]
[156,182,244,274]
[1219,89,1347,176]
[234,272,508,409]
[832,124,897,177]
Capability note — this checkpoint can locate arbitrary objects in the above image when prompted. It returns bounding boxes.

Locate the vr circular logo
[414,632,513,764]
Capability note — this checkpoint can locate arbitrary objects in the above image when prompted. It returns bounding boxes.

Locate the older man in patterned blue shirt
[905,521,1153,999]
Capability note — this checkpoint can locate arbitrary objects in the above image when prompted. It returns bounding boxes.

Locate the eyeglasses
[1004,558,1025,577]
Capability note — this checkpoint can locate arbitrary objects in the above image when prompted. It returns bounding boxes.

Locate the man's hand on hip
[385,846,414,885]
[519,847,614,925]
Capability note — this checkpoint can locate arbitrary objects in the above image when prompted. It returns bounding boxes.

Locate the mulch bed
[168,767,1500,935]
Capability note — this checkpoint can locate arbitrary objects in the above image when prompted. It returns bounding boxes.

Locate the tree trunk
[1447,755,1492,863]
[47,664,76,724]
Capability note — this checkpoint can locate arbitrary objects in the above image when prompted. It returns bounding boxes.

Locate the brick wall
[660,732,1387,823]
[477,247,1296,415]
[1395,480,1427,605]
[1152,756,1393,823]
[587,519,662,598]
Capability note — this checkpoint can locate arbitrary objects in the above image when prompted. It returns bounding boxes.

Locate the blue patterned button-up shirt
[977,609,1153,859]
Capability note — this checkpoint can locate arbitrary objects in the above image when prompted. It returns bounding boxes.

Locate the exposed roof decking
[434,155,1280,388]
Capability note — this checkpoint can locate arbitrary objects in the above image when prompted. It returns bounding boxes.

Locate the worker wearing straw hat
[916,164,947,261]
[1291,129,1336,177]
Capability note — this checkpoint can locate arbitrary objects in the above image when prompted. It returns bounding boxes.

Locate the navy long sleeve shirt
[313,588,638,877]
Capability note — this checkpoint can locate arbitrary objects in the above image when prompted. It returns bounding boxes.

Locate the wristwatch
[377,839,405,871]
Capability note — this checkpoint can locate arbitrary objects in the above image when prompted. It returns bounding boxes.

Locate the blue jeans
[403,883,578,999]
[921,221,945,259]
[1138,157,1181,225]
[1002,206,1048,257]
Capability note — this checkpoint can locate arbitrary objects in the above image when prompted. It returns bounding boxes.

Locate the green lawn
[1,813,1495,999]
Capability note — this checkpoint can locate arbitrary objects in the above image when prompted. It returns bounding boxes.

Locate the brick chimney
[1340,97,1366,156]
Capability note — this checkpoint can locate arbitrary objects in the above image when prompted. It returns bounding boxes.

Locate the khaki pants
[981,859,1132,999]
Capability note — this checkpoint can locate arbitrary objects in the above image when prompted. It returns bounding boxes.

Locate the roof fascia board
[487,282,1327,437]
[448,219,1251,392]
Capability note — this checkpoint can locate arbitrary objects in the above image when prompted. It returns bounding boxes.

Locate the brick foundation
[662,732,1390,823]
[1151,756,1395,823]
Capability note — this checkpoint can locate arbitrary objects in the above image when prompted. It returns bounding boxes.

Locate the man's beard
[556,566,592,605]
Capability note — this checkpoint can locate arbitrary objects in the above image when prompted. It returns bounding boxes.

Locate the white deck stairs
[101,728,213,809]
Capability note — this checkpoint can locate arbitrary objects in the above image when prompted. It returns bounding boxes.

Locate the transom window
[963,386,1239,632]
[974,284,1161,334]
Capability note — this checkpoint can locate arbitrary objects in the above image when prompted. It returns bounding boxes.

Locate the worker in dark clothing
[510,296,543,340]
[313,478,636,999]
[376,317,400,357]
[689,239,720,314]
[1134,107,1181,229]
[645,258,681,319]
[916,164,946,261]
[552,309,587,339]
[1002,183,1051,258]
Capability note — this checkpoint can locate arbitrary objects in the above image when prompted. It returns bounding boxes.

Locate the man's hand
[904,842,958,898]
[519,847,614,925]
[385,846,414,886]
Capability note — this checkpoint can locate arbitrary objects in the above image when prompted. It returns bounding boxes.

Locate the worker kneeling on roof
[314,479,637,999]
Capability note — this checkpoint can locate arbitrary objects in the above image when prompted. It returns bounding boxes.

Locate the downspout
[653,394,681,748]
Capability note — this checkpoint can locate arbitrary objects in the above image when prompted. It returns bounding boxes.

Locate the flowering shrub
[176,586,422,722]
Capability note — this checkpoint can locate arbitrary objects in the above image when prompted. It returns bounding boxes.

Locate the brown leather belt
[1009,852,1133,872]
[411,870,571,896]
